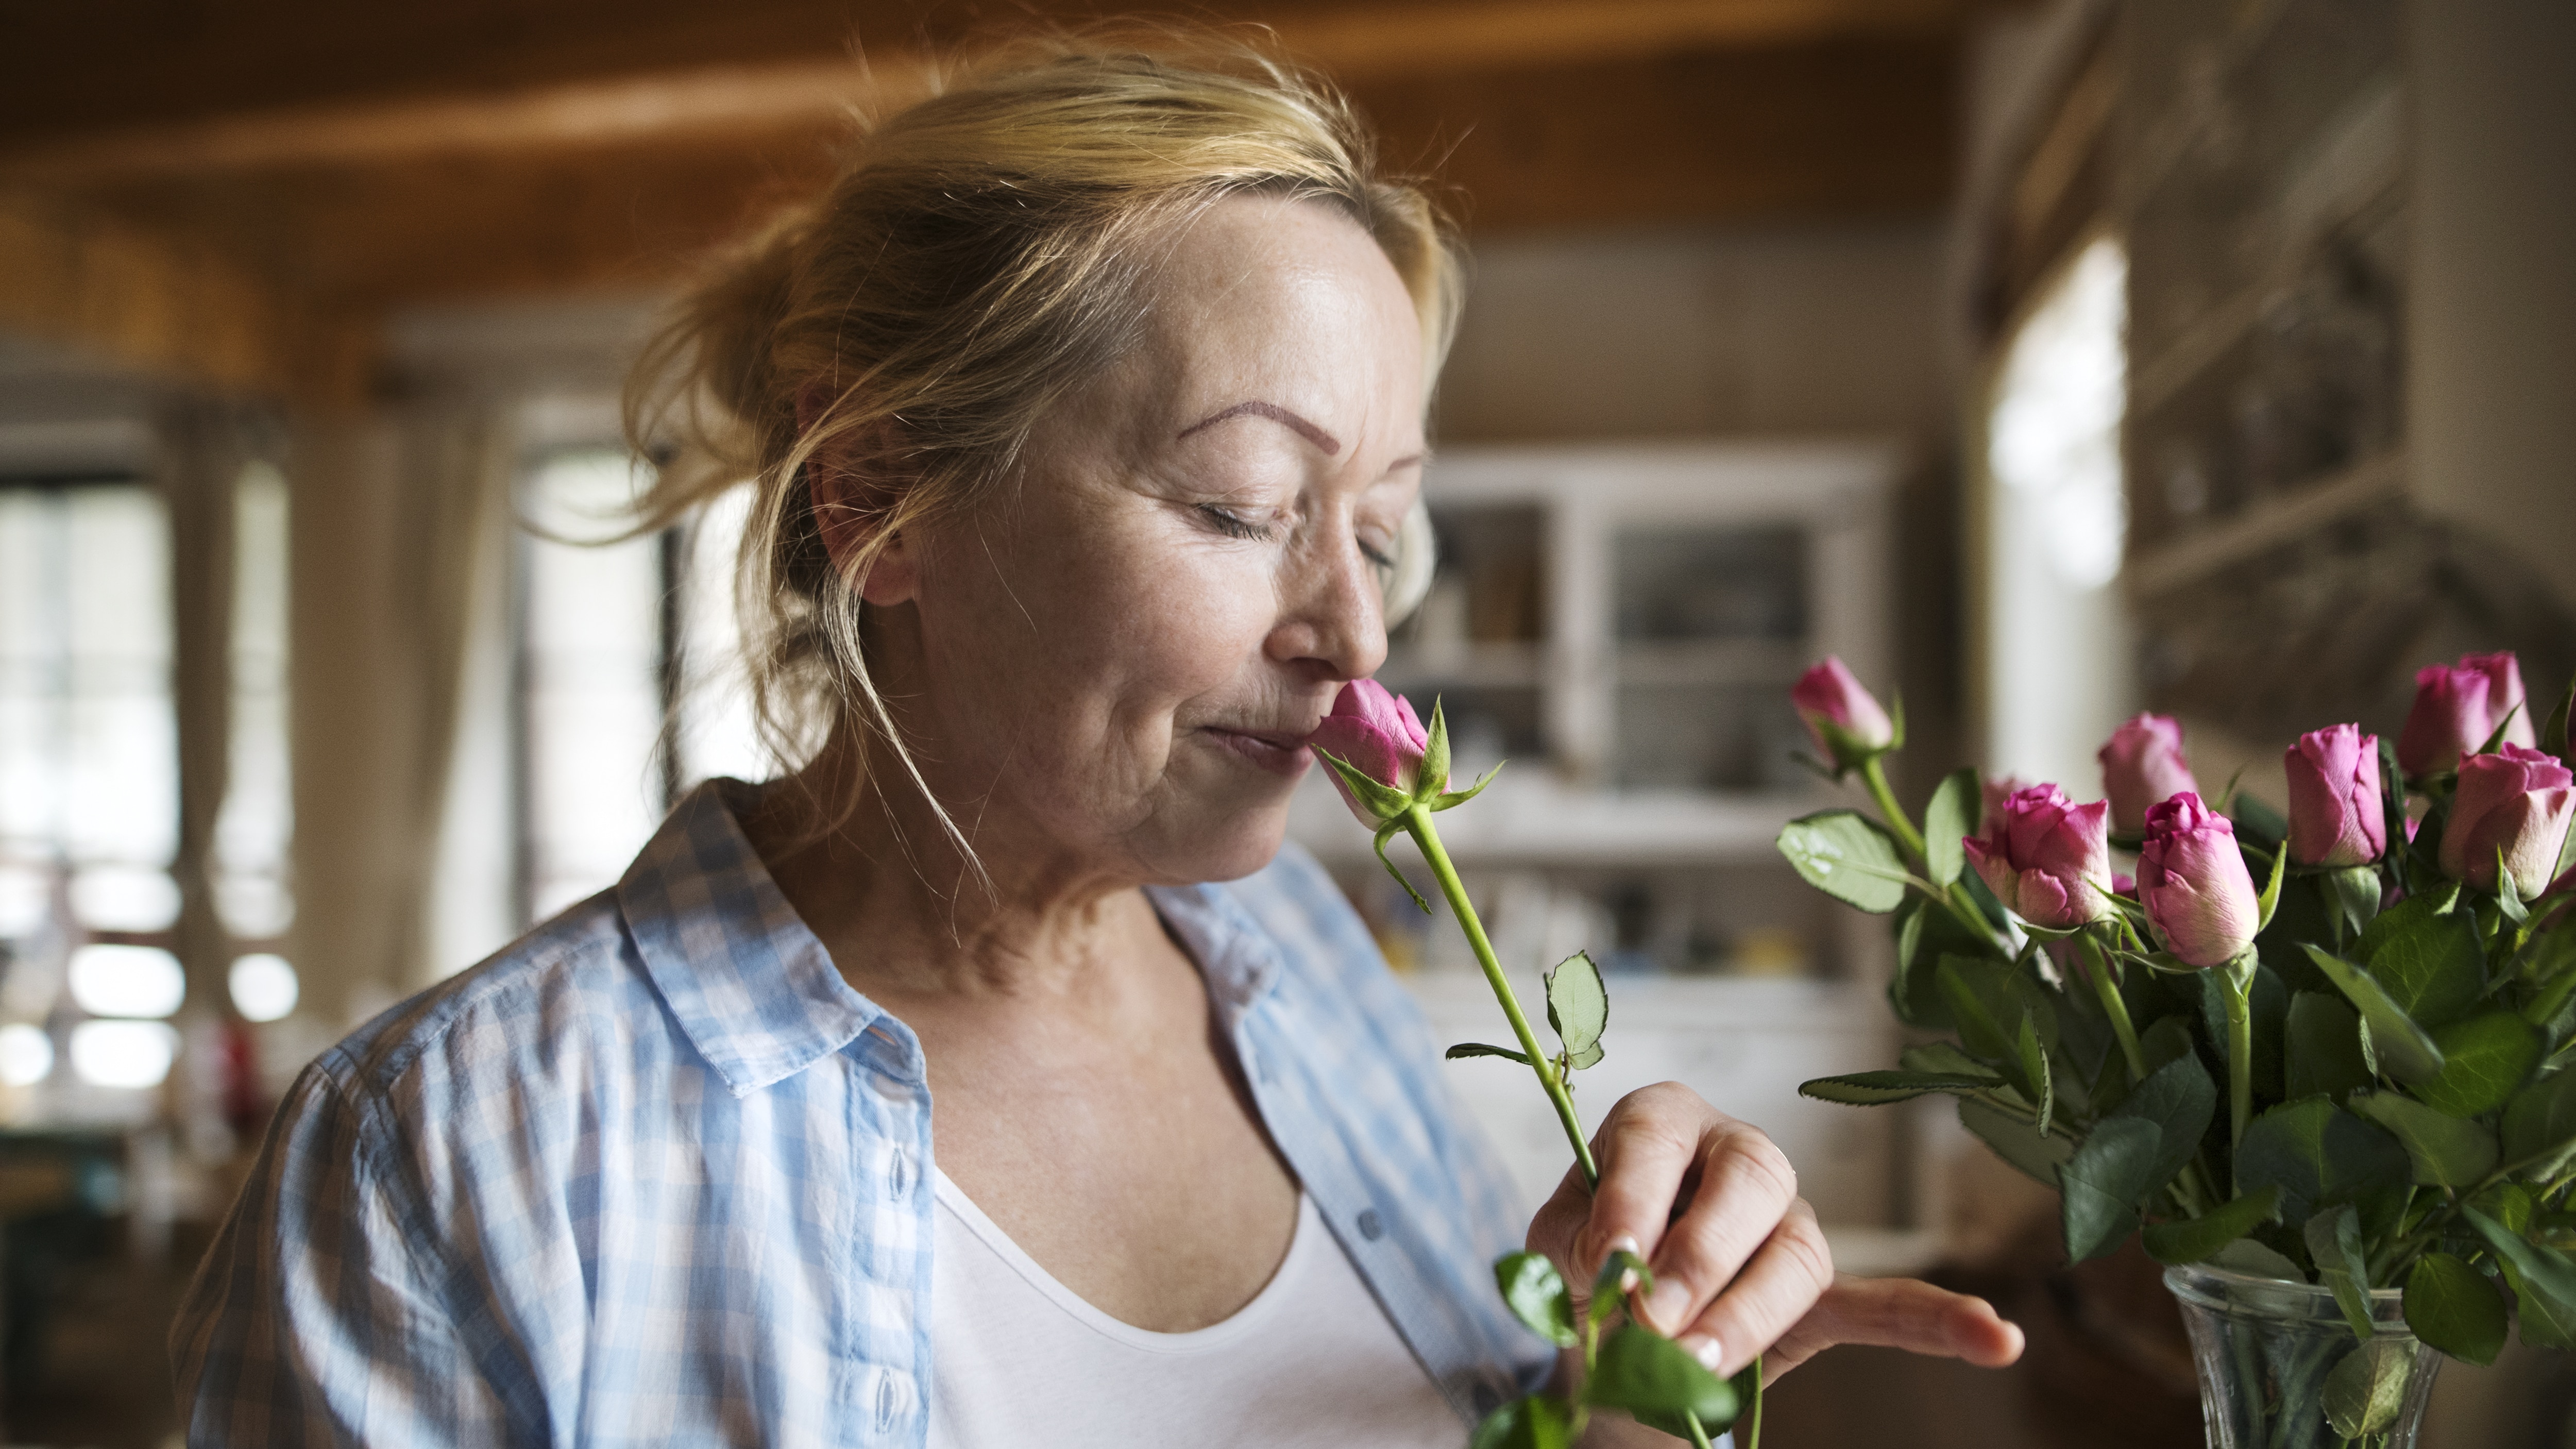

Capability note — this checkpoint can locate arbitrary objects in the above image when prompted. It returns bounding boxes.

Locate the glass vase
[2164,1263,2443,1449]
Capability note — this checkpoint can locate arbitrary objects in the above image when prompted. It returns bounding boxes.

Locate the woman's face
[882,194,1427,885]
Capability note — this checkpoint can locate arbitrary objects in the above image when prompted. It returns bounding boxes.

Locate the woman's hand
[1525,1083,2025,1382]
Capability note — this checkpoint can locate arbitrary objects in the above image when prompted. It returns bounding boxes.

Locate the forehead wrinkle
[1175,400,1343,456]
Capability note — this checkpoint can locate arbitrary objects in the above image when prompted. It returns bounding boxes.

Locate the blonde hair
[625,25,1459,853]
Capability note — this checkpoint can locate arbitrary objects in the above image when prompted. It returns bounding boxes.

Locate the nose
[1265,525,1388,685]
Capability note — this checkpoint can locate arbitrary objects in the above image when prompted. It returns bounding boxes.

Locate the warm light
[228,953,299,1023]
[68,942,186,1018]
[0,1023,54,1086]
[68,1019,177,1089]
[70,866,181,932]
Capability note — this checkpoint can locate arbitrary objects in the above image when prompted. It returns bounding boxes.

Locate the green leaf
[1471,1394,1576,1449]
[2139,1014,2197,1076]
[1446,1042,1534,1065]
[1924,767,1977,890]
[2324,866,2384,940]
[1776,810,1912,914]
[2303,945,2446,1084]
[1419,697,1453,802]
[1493,1251,1579,1349]
[2304,1204,2377,1342]
[1315,746,1411,821]
[2415,1010,2544,1117]
[2285,992,2374,1103]
[1429,761,1503,812]
[2363,905,2487,1028]
[2016,1015,2054,1137]
[2464,1207,2576,1351]
[2142,1185,2282,1265]
[1901,1040,1992,1076]
[2106,1052,2219,1195]
[2404,1253,2508,1367]
[2323,1338,2416,1439]
[2209,1237,2306,1279]
[2346,1091,2500,1186]
[1959,1097,2072,1187]
[1591,1248,1651,1327]
[1544,951,1608,1072]
[1584,1324,1738,1425]
[2253,834,2291,933]
[2502,1069,2576,1176]
[1799,1070,2006,1106]
[1371,821,1433,914]
[2546,677,2575,762]
[2233,1096,2412,1224]
[2057,1117,2161,1262]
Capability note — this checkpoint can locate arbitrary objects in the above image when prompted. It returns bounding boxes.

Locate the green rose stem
[1402,801,1598,1187]
[2072,933,2149,1085]
[1857,755,1926,860]
[1400,801,1724,1449]
[2219,956,2257,1154]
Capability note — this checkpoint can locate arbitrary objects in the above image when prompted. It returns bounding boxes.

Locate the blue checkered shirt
[171,780,1551,1445]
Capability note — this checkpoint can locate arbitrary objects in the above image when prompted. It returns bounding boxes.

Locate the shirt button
[888,1146,913,1198]
[1356,1208,1384,1241]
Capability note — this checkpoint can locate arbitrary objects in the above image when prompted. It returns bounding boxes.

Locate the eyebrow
[1175,400,1342,456]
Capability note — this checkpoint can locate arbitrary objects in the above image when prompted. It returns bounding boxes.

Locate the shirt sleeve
[170,1058,510,1446]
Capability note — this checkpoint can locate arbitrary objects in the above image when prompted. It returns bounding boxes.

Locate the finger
[1626,1118,1802,1337]
[1761,1274,2027,1378]
[1665,1199,1835,1375]
[1570,1083,1708,1279]
[1524,1158,1600,1296]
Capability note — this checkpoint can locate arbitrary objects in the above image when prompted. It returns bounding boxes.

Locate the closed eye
[1196,503,1278,542]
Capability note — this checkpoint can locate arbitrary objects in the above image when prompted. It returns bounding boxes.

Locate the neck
[745,722,1162,1003]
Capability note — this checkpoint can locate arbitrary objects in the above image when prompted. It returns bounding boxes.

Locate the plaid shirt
[172,780,1550,1446]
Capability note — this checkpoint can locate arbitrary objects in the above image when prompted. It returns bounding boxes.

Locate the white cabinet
[1289,440,1931,1259]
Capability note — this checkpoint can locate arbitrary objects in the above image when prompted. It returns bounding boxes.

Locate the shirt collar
[617,781,1287,1094]
[617,779,895,1097]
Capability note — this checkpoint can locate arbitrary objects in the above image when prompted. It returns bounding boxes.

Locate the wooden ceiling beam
[0,0,1994,183]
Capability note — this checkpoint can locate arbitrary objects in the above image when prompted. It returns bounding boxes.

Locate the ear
[796,381,920,606]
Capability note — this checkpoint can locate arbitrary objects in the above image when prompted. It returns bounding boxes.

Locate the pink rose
[1962,784,2115,930]
[2398,652,2534,777]
[2440,744,2575,897]
[2100,714,2200,834]
[1310,680,1437,824]
[1791,657,1895,770]
[2284,724,2386,868]
[2139,792,2262,968]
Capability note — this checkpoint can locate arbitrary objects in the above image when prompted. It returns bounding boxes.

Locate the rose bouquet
[1783,651,2576,1447]
[1312,681,1754,1449]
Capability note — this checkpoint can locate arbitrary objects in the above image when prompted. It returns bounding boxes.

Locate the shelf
[1287,770,1820,866]
[1612,639,1806,687]
[1380,643,1544,690]
[2125,448,2404,599]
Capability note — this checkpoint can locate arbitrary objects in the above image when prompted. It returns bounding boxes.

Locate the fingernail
[1680,1333,1723,1372]
[1642,1278,1690,1333]
[1601,1234,1640,1272]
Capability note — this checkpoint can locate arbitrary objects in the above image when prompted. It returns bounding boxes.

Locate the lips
[1200,724,1316,778]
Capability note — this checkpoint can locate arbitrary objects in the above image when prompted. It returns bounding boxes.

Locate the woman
[173,31,2021,1446]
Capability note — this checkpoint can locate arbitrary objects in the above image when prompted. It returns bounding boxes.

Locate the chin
[1144,807,1293,885]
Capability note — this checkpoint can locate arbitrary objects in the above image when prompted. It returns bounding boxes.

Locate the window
[1982,235,2133,789]
[0,477,183,1103]
[514,449,759,925]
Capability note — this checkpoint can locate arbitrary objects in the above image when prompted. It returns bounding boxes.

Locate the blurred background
[1,1,2571,1444]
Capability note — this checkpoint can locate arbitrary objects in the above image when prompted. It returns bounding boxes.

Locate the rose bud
[2139,792,2263,968]
[2398,651,2534,777]
[2284,724,2386,868]
[2439,743,2576,896]
[1310,679,1438,824]
[1963,783,2116,929]
[2100,713,2201,834]
[1791,656,1896,771]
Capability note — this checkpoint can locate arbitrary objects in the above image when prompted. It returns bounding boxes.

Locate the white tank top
[926,1170,1467,1447]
